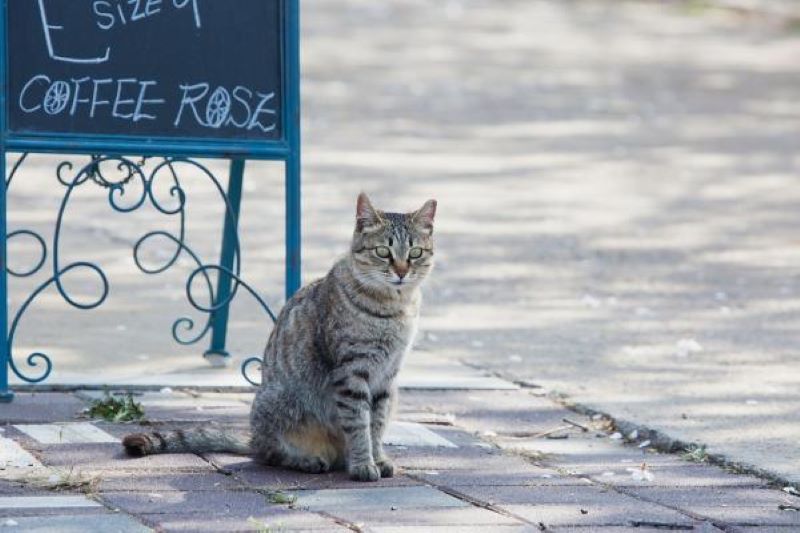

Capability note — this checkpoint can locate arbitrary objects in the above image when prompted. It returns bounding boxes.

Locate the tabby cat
[122,193,437,481]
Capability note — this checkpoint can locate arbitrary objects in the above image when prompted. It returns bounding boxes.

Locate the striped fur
[123,193,436,482]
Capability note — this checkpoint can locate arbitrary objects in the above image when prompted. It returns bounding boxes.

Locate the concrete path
[2,371,798,531]
[4,0,800,490]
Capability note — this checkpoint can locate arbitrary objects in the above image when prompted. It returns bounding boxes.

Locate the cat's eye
[374,246,392,259]
[408,247,424,259]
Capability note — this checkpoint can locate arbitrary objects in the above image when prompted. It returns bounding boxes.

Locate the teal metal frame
[0,0,301,401]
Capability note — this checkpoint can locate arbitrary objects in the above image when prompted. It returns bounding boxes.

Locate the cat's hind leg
[250,387,344,473]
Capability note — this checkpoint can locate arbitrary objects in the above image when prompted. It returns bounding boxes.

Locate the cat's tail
[122,427,251,456]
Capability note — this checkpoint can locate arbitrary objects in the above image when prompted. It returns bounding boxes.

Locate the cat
[122,193,437,481]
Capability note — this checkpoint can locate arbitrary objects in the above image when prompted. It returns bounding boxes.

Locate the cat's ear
[356,192,382,232]
[412,199,437,235]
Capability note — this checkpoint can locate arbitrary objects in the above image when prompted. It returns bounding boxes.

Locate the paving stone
[624,487,800,526]
[494,436,688,480]
[365,527,535,533]
[101,490,277,516]
[97,471,240,492]
[383,421,458,448]
[328,506,524,530]
[0,393,87,423]
[204,453,420,489]
[503,503,695,528]
[139,509,347,531]
[0,436,42,468]
[235,464,420,490]
[407,466,586,487]
[0,495,101,509]
[453,485,694,527]
[588,463,766,489]
[727,526,798,533]
[391,445,524,471]
[77,390,247,408]
[398,373,519,390]
[39,443,213,473]
[399,390,569,435]
[291,486,469,511]
[136,404,251,423]
[0,513,152,532]
[548,522,723,533]
[14,422,118,444]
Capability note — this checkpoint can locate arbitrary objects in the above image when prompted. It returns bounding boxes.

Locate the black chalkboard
[6,0,284,142]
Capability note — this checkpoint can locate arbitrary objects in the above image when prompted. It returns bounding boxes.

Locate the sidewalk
[1,361,798,532]
[4,0,800,516]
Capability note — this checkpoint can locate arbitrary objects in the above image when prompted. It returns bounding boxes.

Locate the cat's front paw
[349,462,380,482]
[297,456,331,474]
[375,458,395,478]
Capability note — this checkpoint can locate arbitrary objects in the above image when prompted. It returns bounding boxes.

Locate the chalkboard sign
[1,0,297,157]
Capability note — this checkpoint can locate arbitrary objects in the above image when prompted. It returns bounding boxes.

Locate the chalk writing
[18,75,277,132]
[92,0,201,32]
[8,0,283,140]
[38,0,110,64]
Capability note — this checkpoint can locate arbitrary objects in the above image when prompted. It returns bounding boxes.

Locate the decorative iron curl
[8,261,109,383]
[6,230,47,278]
[138,157,246,344]
[183,264,277,388]
[5,152,278,386]
[5,152,28,188]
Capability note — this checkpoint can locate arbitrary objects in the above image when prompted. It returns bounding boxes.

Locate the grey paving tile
[548,522,723,533]
[453,485,694,527]
[366,526,535,533]
[407,466,584,487]
[0,393,87,424]
[139,509,347,531]
[399,390,569,435]
[588,463,766,489]
[0,495,101,509]
[390,444,517,471]
[292,486,469,511]
[0,436,42,468]
[625,487,800,526]
[237,464,421,490]
[38,442,213,473]
[330,506,524,529]
[495,436,682,471]
[384,421,458,448]
[97,471,240,492]
[101,490,275,516]
[727,526,798,533]
[0,513,152,532]
[14,422,118,444]
[504,503,695,528]
[204,453,420,490]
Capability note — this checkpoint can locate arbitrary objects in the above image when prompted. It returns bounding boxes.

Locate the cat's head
[350,193,437,292]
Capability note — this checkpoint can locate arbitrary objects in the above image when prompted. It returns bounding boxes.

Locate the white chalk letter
[38,0,110,63]
[174,83,209,127]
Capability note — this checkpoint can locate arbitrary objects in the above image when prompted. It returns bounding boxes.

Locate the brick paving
[1,373,798,532]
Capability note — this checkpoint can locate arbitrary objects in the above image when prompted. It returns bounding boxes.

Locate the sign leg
[203,159,245,368]
[0,149,12,402]
[285,151,301,299]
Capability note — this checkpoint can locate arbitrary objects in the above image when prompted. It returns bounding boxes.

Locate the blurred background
[6,0,800,481]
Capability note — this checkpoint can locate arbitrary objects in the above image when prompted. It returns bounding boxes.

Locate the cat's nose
[393,261,409,279]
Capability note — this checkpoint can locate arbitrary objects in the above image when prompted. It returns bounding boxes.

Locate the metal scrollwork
[5,153,276,385]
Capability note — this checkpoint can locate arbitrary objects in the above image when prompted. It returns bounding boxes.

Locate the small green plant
[87,393,145,422]
[682,444,708,463]
[263,490,297,505]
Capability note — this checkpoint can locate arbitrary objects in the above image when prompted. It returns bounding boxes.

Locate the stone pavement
[5,0,800,501]
[1,368,799,532]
